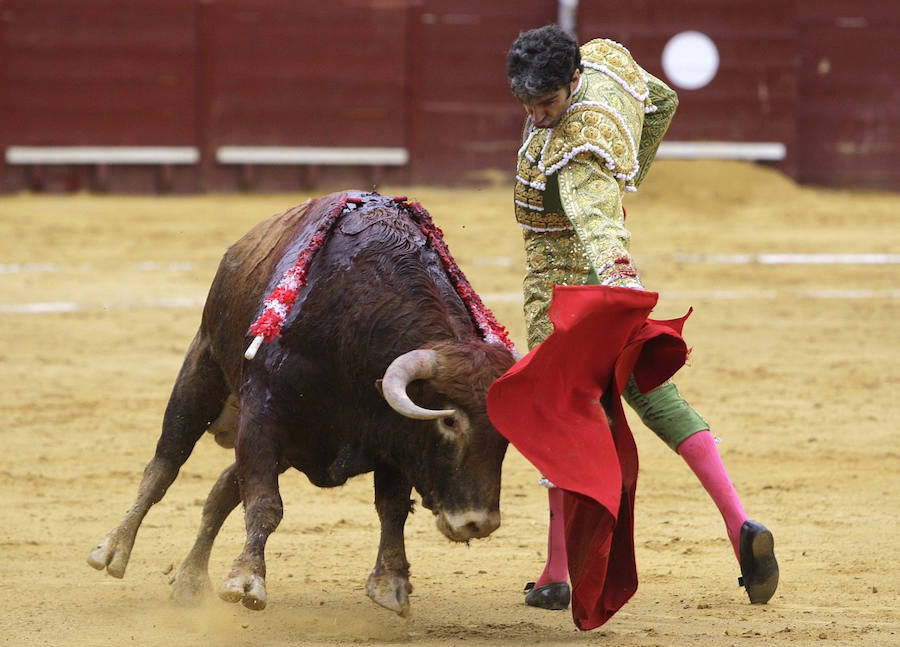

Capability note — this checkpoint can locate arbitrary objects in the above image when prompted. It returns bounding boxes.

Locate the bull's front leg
[219,422,283,611]
[366,464,414,617]
[170,462,241,604]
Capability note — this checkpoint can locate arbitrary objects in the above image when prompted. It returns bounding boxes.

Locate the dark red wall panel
[2,0,197,145]
[0,0,896,192]
[204,0,409,148]
[407,0,555,183]
[795,0,900,189]
[579,0,798,174]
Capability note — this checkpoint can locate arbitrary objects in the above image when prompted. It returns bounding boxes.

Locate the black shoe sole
[524,581,570,610]
[739,521,779,604]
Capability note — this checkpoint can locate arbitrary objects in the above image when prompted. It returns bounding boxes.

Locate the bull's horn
[381,349,456,420]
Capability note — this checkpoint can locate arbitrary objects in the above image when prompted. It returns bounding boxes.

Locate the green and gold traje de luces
[515,39,679,348]
[514,38,655,233]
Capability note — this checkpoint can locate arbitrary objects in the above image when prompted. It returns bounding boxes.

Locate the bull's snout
[435,509,501,542]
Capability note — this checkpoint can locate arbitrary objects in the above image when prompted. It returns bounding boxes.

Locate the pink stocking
[677,430,748,560]
[535,486,569,587]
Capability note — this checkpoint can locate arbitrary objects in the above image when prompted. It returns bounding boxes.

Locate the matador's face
[519,69,581,129]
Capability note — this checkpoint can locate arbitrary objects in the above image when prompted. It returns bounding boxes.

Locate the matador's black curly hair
[506,24,583,101]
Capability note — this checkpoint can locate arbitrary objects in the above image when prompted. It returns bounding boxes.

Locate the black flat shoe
[523,581,570,610]
[738,520,779,604]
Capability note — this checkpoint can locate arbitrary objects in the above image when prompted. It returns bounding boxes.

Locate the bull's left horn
[381,349,456,420]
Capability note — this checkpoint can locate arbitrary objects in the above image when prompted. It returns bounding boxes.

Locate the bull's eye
[442,416,456,428]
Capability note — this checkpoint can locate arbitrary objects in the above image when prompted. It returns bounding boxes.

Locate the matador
[501,24,779,621]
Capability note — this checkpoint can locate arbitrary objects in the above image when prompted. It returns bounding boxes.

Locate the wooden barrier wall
[795,1,899,188]
[579,0,799,176]
[0,0,896,192]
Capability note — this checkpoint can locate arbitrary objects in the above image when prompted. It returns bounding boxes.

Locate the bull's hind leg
[366,464,414,617]
[87,332,229,578]
[219,413,283,611]
[169,462,241,604]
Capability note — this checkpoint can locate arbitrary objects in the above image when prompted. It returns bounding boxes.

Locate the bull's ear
[374,379,384,396]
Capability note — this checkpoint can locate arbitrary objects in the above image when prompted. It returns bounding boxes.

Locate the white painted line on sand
[135,261,198,272]
[0,301,80,313]
[0,261,198,275]
[4,254,896,276]
[472,256,517,268]
[0,262,61,274]
[481,289,900,304]
[673,253,900,265]
[800,289,900,299]
[2,288,898,315]
[0,298,206,314]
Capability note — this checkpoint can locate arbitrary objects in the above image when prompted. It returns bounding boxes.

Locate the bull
[87,191,516,616]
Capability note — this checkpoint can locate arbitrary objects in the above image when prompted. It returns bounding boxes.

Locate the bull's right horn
[381,349,456,420]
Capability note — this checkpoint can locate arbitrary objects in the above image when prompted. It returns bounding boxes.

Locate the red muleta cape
[487,285,691,630]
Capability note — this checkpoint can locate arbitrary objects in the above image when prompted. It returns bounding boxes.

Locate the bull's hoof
[86,531,132,579]
[169,563,212,606]
[219,572,267,610]
[366,569,412,617]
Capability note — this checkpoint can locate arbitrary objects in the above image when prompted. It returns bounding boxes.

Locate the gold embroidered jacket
[515,38,678,348]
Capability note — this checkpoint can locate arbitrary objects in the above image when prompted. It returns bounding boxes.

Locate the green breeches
[524,251,707,450]
[622,377,708,452]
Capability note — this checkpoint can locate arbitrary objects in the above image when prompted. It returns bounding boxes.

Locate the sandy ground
[1,161,898,646]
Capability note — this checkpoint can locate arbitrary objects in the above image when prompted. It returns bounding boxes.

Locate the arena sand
[1,161,897,646]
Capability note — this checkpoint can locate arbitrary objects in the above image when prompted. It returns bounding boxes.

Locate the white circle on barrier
[661,31,720,90]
